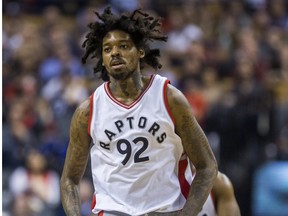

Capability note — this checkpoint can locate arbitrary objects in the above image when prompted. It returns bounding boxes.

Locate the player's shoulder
[78,97,90,111]
[72,97,91,122]
[212,172,234,198]
[165,82,192,113]
[216,172,232,186]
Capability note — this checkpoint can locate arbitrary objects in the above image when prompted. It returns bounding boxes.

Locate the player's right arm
[213,172,241,216]
[60,98,91,216]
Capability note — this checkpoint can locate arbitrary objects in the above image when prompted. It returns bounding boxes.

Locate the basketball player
[197,171,241,216]
[60,7,218,216]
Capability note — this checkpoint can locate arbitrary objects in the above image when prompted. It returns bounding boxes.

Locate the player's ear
[139,49,145,58]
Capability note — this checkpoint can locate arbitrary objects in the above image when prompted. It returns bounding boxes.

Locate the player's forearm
[148,166,217,216]
[60,178,81,216]
[183,166,218,216]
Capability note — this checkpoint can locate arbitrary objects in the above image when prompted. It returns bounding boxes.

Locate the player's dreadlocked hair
[81,6,168,81]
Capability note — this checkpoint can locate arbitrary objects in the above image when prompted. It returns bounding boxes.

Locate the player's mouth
[110,59,125,69]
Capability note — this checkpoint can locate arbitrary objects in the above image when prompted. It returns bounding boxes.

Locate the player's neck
[109,72,147,102]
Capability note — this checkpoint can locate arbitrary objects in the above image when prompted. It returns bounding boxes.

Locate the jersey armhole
[163,79,176,125]
[88,92,94,136]
[210,191,217,211]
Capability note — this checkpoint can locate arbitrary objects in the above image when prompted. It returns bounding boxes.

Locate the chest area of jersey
[95,112,169,144]
[92,112,172,166]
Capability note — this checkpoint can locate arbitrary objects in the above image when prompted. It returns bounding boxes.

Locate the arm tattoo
[181,115,217,215]
[60,99,91,216]
[167,85,218,216]
[61,183,81,216]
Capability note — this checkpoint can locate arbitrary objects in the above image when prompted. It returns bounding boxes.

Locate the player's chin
[110,70,133,81]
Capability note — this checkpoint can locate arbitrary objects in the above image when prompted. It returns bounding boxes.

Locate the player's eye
[103,47,111,53]
[120,44,128,49]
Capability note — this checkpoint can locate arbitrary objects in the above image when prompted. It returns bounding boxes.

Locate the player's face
[102,30,144,80]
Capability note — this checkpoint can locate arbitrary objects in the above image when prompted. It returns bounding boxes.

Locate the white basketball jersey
[88,74,187,216]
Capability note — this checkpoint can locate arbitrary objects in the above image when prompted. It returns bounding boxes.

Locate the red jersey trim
[88,93,94,136]
[210,191,217,210]
[178,159,191,199]
[91,194,96,210]
[91,194,104,216]
[104,74,156,109]
[163,80,175,124]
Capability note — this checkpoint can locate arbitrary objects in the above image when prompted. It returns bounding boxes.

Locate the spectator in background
[9,150,60,216]
[39,42,84,82]
[200,66,225,112]
[11,194,34,216]
[3,74,44,168]
[165,5,203,53]
[164,4,203,70]
[79,178,94,216]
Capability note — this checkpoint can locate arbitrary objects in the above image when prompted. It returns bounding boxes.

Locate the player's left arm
[213,172,241,216]
[167,84,218,216]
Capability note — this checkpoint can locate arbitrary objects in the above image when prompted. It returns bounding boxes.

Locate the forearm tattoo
[61,99,91,216]
[168,87,217,215]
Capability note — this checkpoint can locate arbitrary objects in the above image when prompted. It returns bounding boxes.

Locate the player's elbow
[60,175,69,192]
[208,156,218,181]
[196,157,218,182]
[60,174,76,191]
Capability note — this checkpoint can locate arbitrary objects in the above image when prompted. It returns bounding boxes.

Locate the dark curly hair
[81,6,168,81]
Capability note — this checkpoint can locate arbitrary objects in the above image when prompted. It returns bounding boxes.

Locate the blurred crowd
[2,0,288,216]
